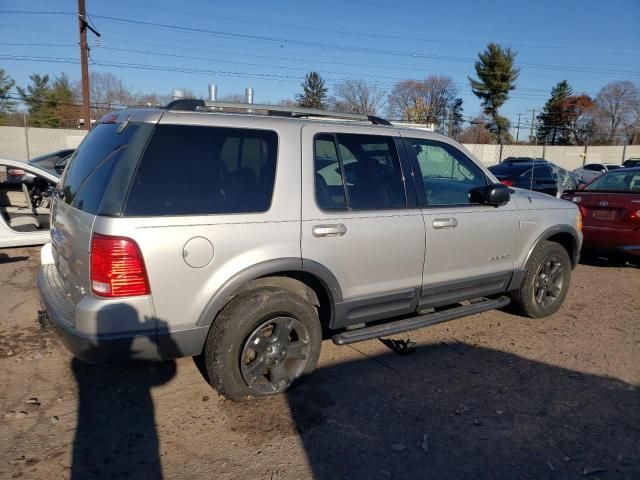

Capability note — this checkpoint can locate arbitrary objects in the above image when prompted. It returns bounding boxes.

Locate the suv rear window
[314,133,406,210]
[124,125,278,216]
[58,123,151,214]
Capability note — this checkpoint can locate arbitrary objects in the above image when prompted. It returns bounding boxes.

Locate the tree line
[0,41,638,145]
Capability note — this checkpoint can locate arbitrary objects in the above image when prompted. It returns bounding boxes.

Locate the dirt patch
[0,246,639,479]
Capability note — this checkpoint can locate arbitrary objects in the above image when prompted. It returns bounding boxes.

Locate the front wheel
[203,287,322,401]
[510,241,572,318]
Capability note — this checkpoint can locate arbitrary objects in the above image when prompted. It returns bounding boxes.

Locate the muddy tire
[203,287,322,401]
[510,240,572,318]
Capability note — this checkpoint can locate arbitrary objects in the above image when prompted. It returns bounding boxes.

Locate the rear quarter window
[124,125,278,216]
[58,123,152,214]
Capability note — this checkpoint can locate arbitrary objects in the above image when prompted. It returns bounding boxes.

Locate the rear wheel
[203,287,322,401]
[510,241,572,318]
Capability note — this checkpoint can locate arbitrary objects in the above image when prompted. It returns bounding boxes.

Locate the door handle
[432,218,458,229]
[312,224,347,237]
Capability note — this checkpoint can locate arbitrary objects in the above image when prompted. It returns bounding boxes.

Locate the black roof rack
[165,99,392,126]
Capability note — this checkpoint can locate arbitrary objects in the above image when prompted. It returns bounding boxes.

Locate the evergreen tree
[17,73,79,127]
[468,43,519,143]
[296,72,328,109]
[17,74,57,127]
[51,73,80,128]
[0,69,16,125]
[537,80,573,145]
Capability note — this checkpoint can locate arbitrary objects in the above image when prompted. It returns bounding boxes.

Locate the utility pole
[527,109,536,144]
[515,113,522,142]
[23,113,30,160]
[77,0,100,130]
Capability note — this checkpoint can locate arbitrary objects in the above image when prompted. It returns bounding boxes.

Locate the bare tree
[90,72,131,118]
[387,76,457,126]
[457,116,493,144]
[330,79,385,115]
[594,81,639,144]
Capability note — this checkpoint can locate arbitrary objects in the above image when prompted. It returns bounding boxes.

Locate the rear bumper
[582,225,640,257]
[36,264,207,363]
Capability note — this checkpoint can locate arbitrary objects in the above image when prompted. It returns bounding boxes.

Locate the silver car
[37,101,582,401]
[574,163,623,184]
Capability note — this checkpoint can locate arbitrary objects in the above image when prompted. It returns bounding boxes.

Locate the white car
[574,163,623,184]
[1,159,59,248]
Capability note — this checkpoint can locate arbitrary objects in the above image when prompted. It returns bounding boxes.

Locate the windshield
[586,170,640,192]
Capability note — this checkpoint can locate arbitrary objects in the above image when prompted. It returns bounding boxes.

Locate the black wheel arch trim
[508,224,580,291]
[196,258,343,327]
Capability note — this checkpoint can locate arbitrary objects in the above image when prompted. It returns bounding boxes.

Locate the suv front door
[301,125,425,329]
[402,137,520,309]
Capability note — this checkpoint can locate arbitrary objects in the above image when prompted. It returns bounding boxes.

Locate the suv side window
[124,125,278,216]
[521,164,555,181]
[313,133,406,210]
[405,138,487,206]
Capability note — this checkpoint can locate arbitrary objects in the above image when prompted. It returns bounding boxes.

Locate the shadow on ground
[0,252,29,264]
[69,306,177,479]
[226,342,640,480]
[579,252,638,269]
[66,336,639,479]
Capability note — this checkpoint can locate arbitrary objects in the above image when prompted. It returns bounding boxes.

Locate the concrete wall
[1,126,639,171]
[0,126,87,161]
[462,143,640,169]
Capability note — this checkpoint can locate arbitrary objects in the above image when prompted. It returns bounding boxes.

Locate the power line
[85,14,640,77]
[1,13,638,78]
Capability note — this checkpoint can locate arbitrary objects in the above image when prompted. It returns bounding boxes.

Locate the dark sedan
[488,158,579,197]
[562,167,640,261]
[5,149,74,185]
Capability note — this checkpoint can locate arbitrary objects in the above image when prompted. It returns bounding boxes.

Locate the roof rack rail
[165,99,392,126]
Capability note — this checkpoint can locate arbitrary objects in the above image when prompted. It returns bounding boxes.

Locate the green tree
[537,80,573,145]
[17,74,57,127]
[51,73,80,128]
[0,69,16,125]
[296,72,328,109]
[468,43,519,143]
[17,73,80,127]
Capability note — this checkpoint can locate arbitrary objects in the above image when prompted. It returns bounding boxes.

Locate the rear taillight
[631,209,640,221]
[500,179,514,187]
[90,234,150,297]
[7,168,26,176]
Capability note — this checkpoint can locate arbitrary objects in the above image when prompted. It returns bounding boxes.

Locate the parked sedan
[1,159,59,248]
[562,167,640,261]
[488,158,579,197]
[5,149,74,185]
[573,163,622,184]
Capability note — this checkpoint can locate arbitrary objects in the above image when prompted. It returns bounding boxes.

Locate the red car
[562,167,640,261]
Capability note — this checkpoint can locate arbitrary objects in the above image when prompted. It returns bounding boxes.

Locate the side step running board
[332,296,510,345]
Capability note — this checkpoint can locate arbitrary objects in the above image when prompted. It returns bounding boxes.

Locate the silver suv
[38,101,582,401]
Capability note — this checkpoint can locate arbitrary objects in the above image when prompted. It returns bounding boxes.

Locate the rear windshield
[58,123,152,214]
[586,170,640,192]
[123,124,278,216]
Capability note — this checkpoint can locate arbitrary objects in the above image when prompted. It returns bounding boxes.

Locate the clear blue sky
[1,0,639,131]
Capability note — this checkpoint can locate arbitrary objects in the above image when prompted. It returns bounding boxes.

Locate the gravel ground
[1,246,639,480]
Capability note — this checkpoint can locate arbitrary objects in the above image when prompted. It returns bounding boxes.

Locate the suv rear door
[401,136,520,308]
[51,112,160,301]
[301,124,425,329]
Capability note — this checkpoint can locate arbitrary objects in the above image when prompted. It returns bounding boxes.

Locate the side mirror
[469,183,511,207]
